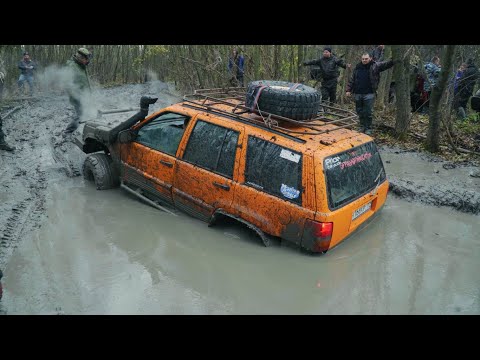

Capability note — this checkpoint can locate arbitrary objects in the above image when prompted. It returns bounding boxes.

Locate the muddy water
[2,177,479,314]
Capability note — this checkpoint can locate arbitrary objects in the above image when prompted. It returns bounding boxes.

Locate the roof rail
[183,87,359,136]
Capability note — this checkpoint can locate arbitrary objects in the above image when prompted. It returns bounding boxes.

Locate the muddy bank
[0,81,180,270]
[380,146,480,215]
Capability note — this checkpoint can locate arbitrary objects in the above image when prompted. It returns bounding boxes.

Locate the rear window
[324,141,386,210]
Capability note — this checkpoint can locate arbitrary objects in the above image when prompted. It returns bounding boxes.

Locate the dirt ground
[0,81,180,270]
[1,82,479,271]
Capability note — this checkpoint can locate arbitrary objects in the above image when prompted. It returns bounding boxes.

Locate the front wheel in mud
[83,153,120,190]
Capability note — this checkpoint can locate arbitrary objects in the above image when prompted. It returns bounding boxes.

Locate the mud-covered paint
[281,222,303,246]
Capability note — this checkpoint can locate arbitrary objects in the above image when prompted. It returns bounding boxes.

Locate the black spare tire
[245,80,321,121]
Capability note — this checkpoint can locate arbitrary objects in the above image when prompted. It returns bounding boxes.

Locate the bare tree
[297,45,304,82]
[392,45,411,139]
[426,45,456,152]
[273,45,281,79]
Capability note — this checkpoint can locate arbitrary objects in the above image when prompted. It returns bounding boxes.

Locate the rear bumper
[329,202,385,253]
[301,203,385,254]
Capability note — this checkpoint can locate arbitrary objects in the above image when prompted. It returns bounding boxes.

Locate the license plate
[352,202,371,220]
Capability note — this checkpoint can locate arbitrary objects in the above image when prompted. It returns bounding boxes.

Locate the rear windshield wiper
[370,168,384,196]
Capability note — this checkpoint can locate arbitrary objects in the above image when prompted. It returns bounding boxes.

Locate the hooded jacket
[66,55,91,99]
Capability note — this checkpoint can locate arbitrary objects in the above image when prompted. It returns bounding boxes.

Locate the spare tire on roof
[245,80,321,121]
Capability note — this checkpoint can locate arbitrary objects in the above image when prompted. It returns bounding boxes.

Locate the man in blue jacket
[228,48,245,87]
[17,51,36,96]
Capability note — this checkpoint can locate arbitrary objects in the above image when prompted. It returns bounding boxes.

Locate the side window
[136,112,190,156]
[183,120,239,178]
[245,136,302,205]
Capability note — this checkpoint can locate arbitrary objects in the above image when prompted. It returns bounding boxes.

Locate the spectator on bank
[17,51,37,96]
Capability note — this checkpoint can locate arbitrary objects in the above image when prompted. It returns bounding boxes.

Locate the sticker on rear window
[325,156,341,170]
[280,149,300,163]
[340,152,372,169]
[281,184,300,199]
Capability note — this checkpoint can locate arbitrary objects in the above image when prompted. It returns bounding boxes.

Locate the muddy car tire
[245,80,321,121]
[83,153,120,190]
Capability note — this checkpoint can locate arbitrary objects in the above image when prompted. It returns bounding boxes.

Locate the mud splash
[0,81,181,270]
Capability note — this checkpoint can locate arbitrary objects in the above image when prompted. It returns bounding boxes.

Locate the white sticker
[281,184,300,199]
[280,149,300,163]
[325,156,341,170]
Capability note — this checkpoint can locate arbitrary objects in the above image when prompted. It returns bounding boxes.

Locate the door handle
[160,160,173,168]
[213,182,230,191]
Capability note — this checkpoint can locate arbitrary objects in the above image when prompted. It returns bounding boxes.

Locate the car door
[173,117,244,222]
[120,111,191,206]
[231,134,313,244]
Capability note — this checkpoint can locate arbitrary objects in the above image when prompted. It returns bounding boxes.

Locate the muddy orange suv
[75,81,389,253]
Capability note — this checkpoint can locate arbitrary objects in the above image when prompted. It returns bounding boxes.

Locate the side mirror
[118,129,136,143]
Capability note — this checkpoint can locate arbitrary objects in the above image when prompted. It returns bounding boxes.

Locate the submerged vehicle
[74,81,389,253]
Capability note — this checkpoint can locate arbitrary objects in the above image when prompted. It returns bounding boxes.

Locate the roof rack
[183,87,359,136]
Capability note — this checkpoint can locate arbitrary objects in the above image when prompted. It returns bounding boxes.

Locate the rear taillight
[313,222,333,239]
[303,219,333,253]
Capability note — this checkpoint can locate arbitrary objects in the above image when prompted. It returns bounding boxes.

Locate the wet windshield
[324,141,386,210]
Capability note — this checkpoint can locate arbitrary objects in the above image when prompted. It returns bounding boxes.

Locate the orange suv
[75,81,389,253]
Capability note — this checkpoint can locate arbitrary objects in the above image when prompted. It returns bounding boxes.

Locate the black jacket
[304,56,346,81]
[458,63,479,97]
[347,59,395,94]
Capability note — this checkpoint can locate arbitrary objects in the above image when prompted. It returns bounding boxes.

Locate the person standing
[303,47,350,105]
[371,45,385,62]
[0,114,14,151]
[63,47,92,137]
[346,52,396,135]
[0,52,14,151]
[0,269,3,300]
[0,58,6,101]
[452,63,467,119]
[228,48,245,87]
[422,56,441,113]
[17,51,36,96]
[456,58,479,120]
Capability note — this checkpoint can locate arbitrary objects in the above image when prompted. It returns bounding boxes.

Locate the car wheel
[245,80,321,121]
[83,153,120,190]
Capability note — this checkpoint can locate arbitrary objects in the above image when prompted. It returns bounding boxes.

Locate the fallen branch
[376,123,480,156]
[451,146,480,156]
[440,116,460,155]
[2,105,21,120]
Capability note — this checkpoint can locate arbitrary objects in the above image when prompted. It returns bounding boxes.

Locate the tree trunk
[338,45,356,105]
[297,45,304,82]
[188,46,204,88]
[288,46,294,82]
[273,45,281,80]
[426,45,456,152]
[392,45,411,139]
